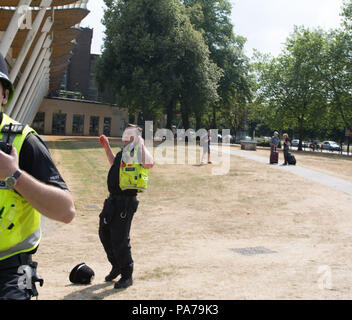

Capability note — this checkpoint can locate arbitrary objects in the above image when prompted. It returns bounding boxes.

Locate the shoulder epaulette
[1,123,25,134]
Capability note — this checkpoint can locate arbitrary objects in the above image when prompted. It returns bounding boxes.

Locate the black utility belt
[0,253,31,270]
[101,194,139,224]
[109,194,137,201]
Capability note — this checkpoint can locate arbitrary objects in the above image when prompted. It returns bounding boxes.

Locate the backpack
[287,152,296,165]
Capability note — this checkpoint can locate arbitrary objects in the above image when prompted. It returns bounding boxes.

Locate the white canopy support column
[7,26,52,117]
[10,0,52,82]
[22,70,49,124]
[25,78,49,125]
[11,44,51,120]
[19,61,50,123]
[18,47,51,121]
[18,61,49,122]
[16,48,51,122]
[0,0,33,57]
[23,74,49,125]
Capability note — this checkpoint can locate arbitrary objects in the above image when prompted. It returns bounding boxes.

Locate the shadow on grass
[63,281,123,300]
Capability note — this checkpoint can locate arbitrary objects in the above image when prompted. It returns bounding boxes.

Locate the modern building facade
[0,2,129,137]
[33,97,128,137]
[64,27,92,100]
[57,27,113,103]
[0,0,90,124]
[32,24,128,137]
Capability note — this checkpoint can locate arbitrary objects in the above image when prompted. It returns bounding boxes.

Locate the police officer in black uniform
[0,53,75,300]
[98,125,154,289]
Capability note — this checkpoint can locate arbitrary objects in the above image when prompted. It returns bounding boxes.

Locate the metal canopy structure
[1,0,77,6]
[0,0,89,124]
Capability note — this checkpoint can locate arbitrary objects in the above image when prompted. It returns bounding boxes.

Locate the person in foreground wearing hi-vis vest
[0,53,75,300]
[99,124,154,289]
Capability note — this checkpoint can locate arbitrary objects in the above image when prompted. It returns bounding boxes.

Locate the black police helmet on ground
[0,53,15,106]
[69,263,95,285]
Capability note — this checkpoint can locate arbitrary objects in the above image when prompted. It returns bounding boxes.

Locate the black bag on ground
[287,152,296,165]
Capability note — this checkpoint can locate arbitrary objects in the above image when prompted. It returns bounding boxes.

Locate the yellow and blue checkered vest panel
[119,146,149,192]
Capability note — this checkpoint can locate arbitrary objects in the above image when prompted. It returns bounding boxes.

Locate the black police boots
[105,266,120,282]
[114,264,133,289]
[114,276,133,289]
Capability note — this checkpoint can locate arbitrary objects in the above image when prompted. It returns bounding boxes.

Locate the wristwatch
[5,169,22,189]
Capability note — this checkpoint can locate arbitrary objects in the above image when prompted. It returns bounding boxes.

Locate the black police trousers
[283,147,289,165]
[0,252,42,300]
[99,195,139,277]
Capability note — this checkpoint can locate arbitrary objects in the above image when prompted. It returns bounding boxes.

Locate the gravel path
[215,146,352,196]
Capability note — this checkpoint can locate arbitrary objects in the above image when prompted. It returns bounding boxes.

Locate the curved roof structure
[0,0,90,122]
[1,0,77,6]
[0,7,89,32]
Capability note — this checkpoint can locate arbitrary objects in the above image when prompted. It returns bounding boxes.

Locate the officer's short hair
[122,124,142,142]
[126,123,142,133]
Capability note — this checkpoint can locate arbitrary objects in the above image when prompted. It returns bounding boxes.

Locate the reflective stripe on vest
[0,227,41,260]
[0,113,41,261]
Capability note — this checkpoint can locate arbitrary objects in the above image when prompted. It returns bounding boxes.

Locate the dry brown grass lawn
[36,137,352,300]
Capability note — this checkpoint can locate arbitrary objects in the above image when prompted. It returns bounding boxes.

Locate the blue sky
[80,0,345,57]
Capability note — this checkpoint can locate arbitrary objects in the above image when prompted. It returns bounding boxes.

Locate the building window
[72,114,84,135]
[52,113,67,135]
[103,117,111,136]
[32,112,45,134]
[89,116,99,136]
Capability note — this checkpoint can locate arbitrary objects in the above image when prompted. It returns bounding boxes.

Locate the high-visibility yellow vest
[0,113,41,261]
[119,146,149,192]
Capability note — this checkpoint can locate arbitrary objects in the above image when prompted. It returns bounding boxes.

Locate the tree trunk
[195,111,202,131]
[297,117,304,151]
[180,102,189,130]
[212,105,217,129]
[166,99,175,130]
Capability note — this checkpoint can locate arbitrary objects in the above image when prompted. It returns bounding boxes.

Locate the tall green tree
[183,0,252,130]
[96,0,221,129]
[309,29,352,134]
[255,27,326,150]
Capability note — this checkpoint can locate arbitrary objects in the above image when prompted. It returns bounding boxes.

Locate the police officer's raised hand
[99,135,109,149]
[100,135,115,166]
[0,145,19,180]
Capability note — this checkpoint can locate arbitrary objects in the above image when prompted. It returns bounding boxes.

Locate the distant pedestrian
[201,130,212,164]
[282,133,291,165]
[269,131,279,164]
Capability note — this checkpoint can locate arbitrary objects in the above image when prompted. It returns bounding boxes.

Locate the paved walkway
[215,146,352,196]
